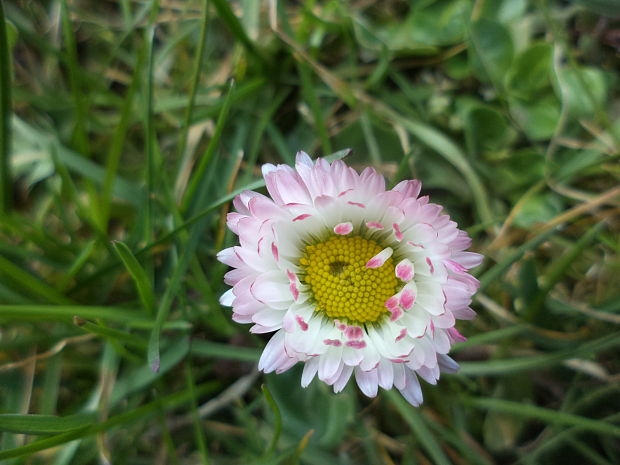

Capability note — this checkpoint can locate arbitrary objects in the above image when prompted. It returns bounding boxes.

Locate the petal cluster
[218,152,482,406]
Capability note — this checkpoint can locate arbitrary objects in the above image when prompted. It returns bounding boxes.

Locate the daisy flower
[218,152,482,406]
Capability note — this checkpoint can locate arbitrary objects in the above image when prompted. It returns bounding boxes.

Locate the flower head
[218,152,482,406]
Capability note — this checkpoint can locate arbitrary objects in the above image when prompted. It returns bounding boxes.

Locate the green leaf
[464,105,514,156]
[0,413,95,435]
[509,95,561,141]
[466,397,620,437]
[112,240,156,315]
[572,0,620,18]
[556,66,609,118]
[469,18,514,88]
[385,391,452,465]
[507,42,553,97]
[0,1,13,211]
[513,192,563,228]
[190,340,261,362]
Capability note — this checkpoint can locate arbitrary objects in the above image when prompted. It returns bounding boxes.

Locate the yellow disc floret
[299,235,399,324]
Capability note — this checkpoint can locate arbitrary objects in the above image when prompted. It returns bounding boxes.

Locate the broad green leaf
[469,18,514,87]
[513,192,564,228]
[507,42,553,97]
[556,66,609,118]
[509,95,561,141]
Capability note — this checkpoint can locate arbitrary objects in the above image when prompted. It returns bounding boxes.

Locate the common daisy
[218,152,482,406]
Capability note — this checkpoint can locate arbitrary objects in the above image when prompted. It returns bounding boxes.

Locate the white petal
[399,369,423,406]
[354,367,379,397]
[318,346,343,381]
[301,357,319,387]
[333,364,354,393]
[219,288,235,306]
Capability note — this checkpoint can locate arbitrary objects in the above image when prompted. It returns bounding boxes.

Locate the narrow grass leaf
[0,0,12,211]
[190,340,261,362]
[182,79,235,212]
[185,362,210,465]
[525,220,607,322]
[0,382,214,460]
[478,227,558,292]
[112,240,156,315]
[0,413,95,435]
[210,0,264,65]
[458,332,620,376]
[465,397,620,437]
[385,390,451,465]
[0,255,73,305]
[261,384,282,458]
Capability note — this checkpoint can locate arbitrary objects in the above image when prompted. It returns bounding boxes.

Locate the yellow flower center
[299,235,398,324]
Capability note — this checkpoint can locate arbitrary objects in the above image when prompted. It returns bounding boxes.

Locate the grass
[1,0,619,463]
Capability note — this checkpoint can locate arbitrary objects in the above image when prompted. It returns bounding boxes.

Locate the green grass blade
[458,332,620,376]
[478,227,559,292]
[525,220,607,322]
[190,340,261,362]
[0,0,12,211]
[385,390,452,465]
[112,240,156,316]
[465,397,620,437]
[261,384,282,458]
[0,255,73,305]
[185,362,210,465]
[182,79,235,213]
[210,0,264,65]
[0,414,95,435]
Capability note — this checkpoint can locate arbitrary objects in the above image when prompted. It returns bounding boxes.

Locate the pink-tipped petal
[399,289,416,310]
[366,247,394,268]
[366,221,385,230]
[395,258,415,282]
[393,223,404,241]
[333,222,353,235]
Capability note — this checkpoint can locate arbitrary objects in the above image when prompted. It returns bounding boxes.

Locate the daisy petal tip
[365,247,393,268]
[333,221,353,235]
[395,259,414,282]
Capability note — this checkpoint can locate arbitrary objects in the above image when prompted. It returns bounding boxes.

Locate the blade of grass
[478,226,559,292]
[112,241,156,316]
[464,397,620,437]
[458,331,620,376]
[0,304,158,325]
[0,413,96,435]
[175,0,210,176]
[0,381,215,461]
[182,79,235,212]
[261,384,282,459]
[185,362,210,465]
[75,319,147,350]
[524,220,607,322]
[99,30,147,229]
[0,255,73,305]
[384,390,451,465]
[210,0,265,66]
[190,340,261,362]
[0,0,12,211]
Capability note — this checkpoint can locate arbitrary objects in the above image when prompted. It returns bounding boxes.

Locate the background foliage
[1,0,619,463]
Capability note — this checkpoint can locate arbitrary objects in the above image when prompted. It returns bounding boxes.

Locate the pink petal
[395,258,415,282]
[333,222,353,235]
[366,247,394,268]
[399,289,416,310]
[366,221,384,230]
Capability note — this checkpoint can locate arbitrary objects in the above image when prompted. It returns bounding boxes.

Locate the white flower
[218,152,482,406]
